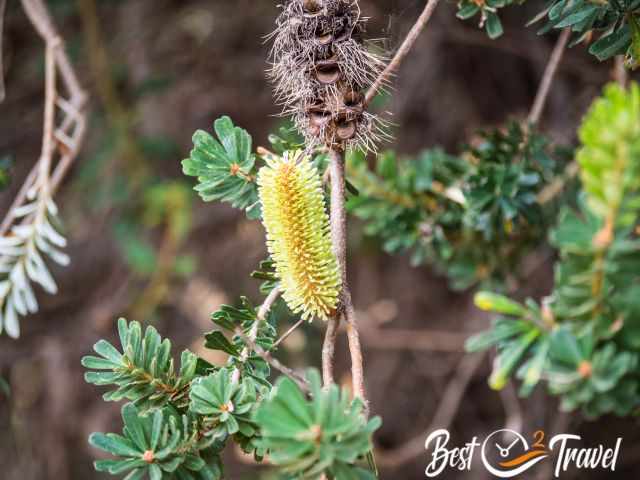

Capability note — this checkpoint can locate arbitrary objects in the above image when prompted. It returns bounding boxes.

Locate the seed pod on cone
[269,0,386,151]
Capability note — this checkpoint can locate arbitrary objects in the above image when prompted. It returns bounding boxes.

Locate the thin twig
[328,149,367,410]
[528,28,571,125]
[231,287,281,384]
[343,297,365,403]
[322,165,331,186]
[613,55,628,88]
[364,0,441,106]
[255,286,281,333]
[322,315,339,387]
[273,317,306,349]
[236,328,309,393]
[0,0,6,103]
[376,353,485,468]
[39,39,58,187]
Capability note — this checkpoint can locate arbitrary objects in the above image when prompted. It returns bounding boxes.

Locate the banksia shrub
[466,84,640,417]
[269,0,384,150]
[258,151,341,320]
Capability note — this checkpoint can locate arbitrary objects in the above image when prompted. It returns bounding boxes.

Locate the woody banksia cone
[258,151,341,320]
[269,0,385,151]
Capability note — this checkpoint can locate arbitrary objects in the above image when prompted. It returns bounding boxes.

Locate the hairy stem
[364,0,441,106]
[528,28,570,125]
[328,149,367,410]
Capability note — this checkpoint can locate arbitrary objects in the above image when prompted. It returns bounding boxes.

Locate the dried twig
[364,0,441,106]
[0,0,87,337]
[524,28,574,209]
[328,148,367,410]
[40,39,57,187]
[0,0,87,236]
[376,353,485,468]
[528,28,570,125]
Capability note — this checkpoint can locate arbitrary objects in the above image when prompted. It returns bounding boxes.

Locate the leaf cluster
[0,196,69,338]
[255,370,381,480]
[539,0,640,64]
[205,296,278,384]
[456,0,640,66]
[82,318,198,412]
[468,83,640,418]
[456,0,524,39]
[182,118,332,222]
[90,403,223,480]
[182,116,261,219]
[84,317,266,479]
[85,317,378,478]
[347,121,571,290]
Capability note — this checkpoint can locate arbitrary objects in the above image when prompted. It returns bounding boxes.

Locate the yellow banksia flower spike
[258,150,341,320]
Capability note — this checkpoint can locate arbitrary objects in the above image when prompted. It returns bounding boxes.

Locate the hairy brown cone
[269,0,387,151]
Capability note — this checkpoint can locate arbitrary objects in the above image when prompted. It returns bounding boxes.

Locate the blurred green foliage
[469,83,640,418]
[0,156,12,191]
[0,375,10,397]
[347,122,573,290]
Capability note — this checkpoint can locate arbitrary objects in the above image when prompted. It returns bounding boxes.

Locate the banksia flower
[269,0,386,151]
[258,151,341,320]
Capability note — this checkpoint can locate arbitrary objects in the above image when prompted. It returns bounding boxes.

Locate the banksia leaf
[258,151,341,321]
[90,403,223,480]
[189,368,259,441]
[82,318,197,412]
[182,116,260,219]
